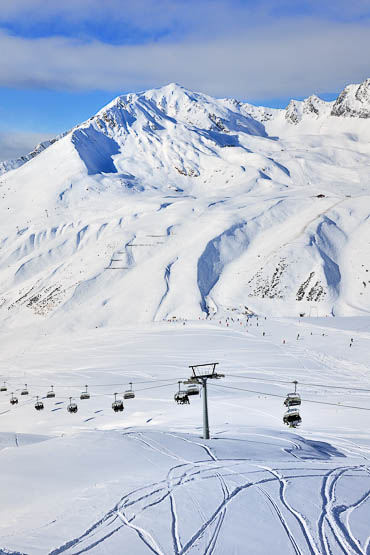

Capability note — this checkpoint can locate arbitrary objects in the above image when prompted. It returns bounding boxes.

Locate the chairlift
[284,392,301,407]
[0,381,7,392]
[112,393,124,412]
[46,385,55,398]
[186,383,200,396]
[80,385,90,400]
[124,382,135,400]
[174,382,190,405]
[284,380,301,407]
[67,397,78,413]
[283,408,302,428]
[35,396,44,411]
[21,384,29,396]
[10,393,18,405]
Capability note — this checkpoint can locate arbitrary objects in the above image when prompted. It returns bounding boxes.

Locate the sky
[0,0,370,162]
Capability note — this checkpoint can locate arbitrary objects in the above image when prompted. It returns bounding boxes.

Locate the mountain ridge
[2,78,370,174]
[0,79,369,330]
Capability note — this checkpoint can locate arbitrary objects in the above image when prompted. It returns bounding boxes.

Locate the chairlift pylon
[67,397,78,413]
[112,392,124,412]
[80,385,90,400]
[46,385,55,398]
[35,396,44,411]
[124,382,135,400]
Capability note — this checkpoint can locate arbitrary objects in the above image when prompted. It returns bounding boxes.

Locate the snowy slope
[1,317,370,554]
[0,81,370,330]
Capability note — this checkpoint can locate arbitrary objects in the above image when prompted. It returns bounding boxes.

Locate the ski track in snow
[317,466,368,555]
[45,433,370,554]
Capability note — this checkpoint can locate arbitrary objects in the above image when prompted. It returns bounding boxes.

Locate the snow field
[0,317,369,553]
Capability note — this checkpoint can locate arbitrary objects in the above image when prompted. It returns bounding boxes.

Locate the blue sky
[0,0,370,161]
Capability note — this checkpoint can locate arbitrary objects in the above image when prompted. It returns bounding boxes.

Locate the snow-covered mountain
[0,80,370,330]
[331,78,370,118]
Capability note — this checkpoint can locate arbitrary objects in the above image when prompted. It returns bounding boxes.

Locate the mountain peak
[285,94,332,124]
[331,77,370,118]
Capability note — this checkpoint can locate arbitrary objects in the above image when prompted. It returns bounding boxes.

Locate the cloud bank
[0,18,369,100]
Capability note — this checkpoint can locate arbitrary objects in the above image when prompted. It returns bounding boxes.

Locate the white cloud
[0,19,369,101]
[0,131,53,163]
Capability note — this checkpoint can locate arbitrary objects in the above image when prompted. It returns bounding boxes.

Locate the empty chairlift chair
[284,392,301,407]
[10,392,18,405]
[112,393,124,412]
[35,396,44,411]
[21,384,29,396]
[80,385,90,400]
[67,397,78,413]
[186,383,200,396]
[283,408,302,428]
[0,381,7,392]
[46,385,55,399]
[284,381,301,408]
[124,382,135,400]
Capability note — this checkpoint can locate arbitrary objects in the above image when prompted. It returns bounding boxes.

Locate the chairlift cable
[208,383,370,411]
[227,373,370,393]
[6,378,186,389]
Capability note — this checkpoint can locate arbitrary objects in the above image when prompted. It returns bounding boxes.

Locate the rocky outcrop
[285,95,332,124]
[331,78,370,118]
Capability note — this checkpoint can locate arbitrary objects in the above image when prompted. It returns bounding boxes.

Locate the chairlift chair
[174,382,190,405]
[21,384,29,396]
[46,385,55,398]
[284,392,301,407]
[10,393,18,405]
[283,408,302,428]
[80,385,90,400]
[35,396,44,411]
[0,381,7,392]
[124,382,135,400]
[186,384,200,396]
[67,397,78,413]
[284,381,301,407]
[112,393,124,412]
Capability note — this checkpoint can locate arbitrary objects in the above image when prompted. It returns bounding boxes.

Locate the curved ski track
[42,433,370,554]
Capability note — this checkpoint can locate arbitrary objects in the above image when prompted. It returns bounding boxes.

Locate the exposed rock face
[285,95,332,124]
[285,100,302,124]
[331,78,370,118]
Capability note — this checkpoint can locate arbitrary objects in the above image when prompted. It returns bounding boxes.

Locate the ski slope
[1,316,370,554]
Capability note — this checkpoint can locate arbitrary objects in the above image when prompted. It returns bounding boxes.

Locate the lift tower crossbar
[185,363,224,440]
